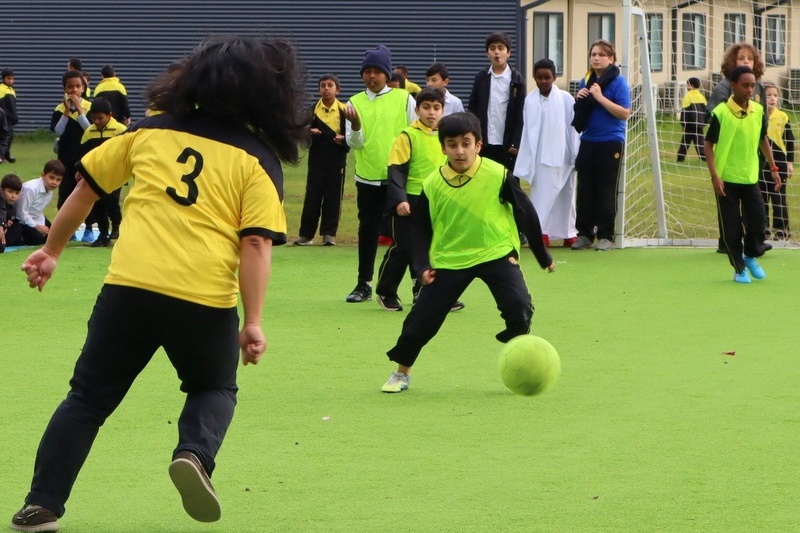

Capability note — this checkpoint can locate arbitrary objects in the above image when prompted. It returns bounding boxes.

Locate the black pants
[481,144,516,170]
[25,285,240,517]
[716,182,766,273]
[575,140,623,242]
[58,166,95,230]
[759,157,789,236]
[4,220,24,249]
[386,252,533,368]
[20,219,51,245]
[298,155,345,238]
[376,212,414,298]
[3,125,13,159]
[677,123,706,161]
[356,181,387,283]
[90,188,122,238]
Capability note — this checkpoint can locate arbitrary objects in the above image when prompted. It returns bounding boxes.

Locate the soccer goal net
[618,0,798,248]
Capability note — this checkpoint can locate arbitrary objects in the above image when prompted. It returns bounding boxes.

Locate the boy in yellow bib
[705,66,781,283]
[381,112,555,393]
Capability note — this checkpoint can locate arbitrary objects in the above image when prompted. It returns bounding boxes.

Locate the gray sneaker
[571,236,594,250]
[293,237,314,246]
[381,371,410,393]
[322,235,336,246]
[595,238,615,251]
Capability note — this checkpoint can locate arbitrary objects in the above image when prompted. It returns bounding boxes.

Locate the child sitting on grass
[0,173,22,251]
[381,112,555,393]
[14,160,65,246]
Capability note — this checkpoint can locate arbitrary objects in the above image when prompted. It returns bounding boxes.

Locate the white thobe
[513,86,580,240]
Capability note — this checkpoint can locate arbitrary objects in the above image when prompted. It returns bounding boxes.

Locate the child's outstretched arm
[238,235,271,366]
[501,174,554,272]
[21,179,98,291]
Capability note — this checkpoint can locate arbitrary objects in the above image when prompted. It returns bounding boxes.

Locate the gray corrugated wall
[1,1,520,132]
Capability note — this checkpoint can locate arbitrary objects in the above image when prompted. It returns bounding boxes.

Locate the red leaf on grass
[721,351,736,356]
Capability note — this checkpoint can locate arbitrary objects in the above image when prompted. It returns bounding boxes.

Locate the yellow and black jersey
[0,83,17,125]
[76,113,288,308]
[80,116,127,156]
[94,77,131,121]
[51,98,93,163]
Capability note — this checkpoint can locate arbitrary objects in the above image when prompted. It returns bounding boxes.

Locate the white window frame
[588,13,615,44]
[646,13,664,72]
[682,13,707,70]
[533,12,565,75]
[765,14,786,66]
[724,13,746,49]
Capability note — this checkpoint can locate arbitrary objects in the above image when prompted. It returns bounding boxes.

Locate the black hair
[81,70,91,82]
[62,69,85,89]
[145,34,309,164]
[90,97,112,115]
[1,173,22,192]
[318,73,340,89]
[426,62,449,80]
[43,160,66,176]
[394,64,409,76]
[68,57,82,70]
[729,65,754,83]
[485,32,512,52]
[687,77,701,89]
[415,87,445,107]
[1,68,13,79]
[533,58,556,78]
[438,112,482,145]
[101,64,115,78]
[390,72,406,88]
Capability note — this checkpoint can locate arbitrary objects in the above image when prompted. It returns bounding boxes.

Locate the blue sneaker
[733,270,752,284]
[743,256,765,280]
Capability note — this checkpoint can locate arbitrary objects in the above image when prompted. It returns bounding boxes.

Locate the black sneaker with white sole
[169,451,221,523]
[346,282,372,303]
[377,294,403,311]
[11,504,59,532]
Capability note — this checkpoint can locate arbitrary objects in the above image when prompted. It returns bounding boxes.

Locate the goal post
[616,0,798,249]
[619,0,669,247]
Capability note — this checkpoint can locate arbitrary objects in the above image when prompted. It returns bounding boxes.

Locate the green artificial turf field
[2,242,800,532]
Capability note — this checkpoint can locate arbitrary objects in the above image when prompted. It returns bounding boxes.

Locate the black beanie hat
[360,45,392,79]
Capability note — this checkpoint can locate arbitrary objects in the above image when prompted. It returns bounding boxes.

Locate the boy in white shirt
[15,160,65,245]
[425,63,464,116]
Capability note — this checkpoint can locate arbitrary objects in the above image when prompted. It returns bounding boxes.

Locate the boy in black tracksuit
[467,32,526,171]
[0,69,18,162]
[677,77,707,162]
[294,74,349,246]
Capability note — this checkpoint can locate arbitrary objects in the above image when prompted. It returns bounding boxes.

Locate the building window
[682,13,706,69]
[724,13,746,49]
[588,13,615,44]
[765,14,786,66]
[646,13,663,72]
[533,13,564,75]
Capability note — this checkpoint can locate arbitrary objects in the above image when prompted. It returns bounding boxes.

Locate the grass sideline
[3,243,800,531]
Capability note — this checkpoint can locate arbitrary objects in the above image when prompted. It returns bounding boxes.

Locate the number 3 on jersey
[167,147,204,206]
